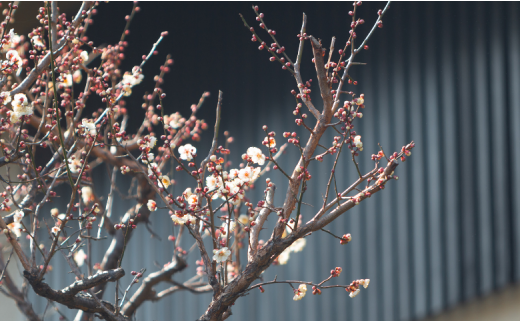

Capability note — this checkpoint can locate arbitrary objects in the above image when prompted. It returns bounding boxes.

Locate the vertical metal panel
[490,2,512,289]
[473,2,495,297]
[439,1,462,309]
[372,23,396,319]
[507,2,520,283]
[424,1,444,315]
[456,2,478,302]
[408,2,428,318]
[390,5,412,320]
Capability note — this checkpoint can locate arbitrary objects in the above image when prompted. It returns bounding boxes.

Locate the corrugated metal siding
[22,2,520,320]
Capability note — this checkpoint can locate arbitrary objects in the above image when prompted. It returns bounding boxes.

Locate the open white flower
[238,166,255,182]
[363,279,370,288]
[228,168,239,179]
[61,74,73,87]
[80,50,89,62]
[178,144,196,161]
[183,188,199,206]
[206,174,222,191]
[51,226,61,236]
[81,119,97,136]
[10,93,33,123]
[238,214,249,225]
[0,91,11,105]
[349,289,360,298]
[6,49,22,73]
[167,112,184,129]
[3,29,20,50]
[73,70,82,83]
[171,212,189,225]
[122,71,144,86]
[81,186,94,205]
[148,135,157,149]
[145,153,155,163]
[13,209,23,223]
[7,222,22,237]
[264,136,276,148]
[12,93,28,109]
[147,200,157,212]
[213,247,231,262]
[31,35,45,50]
[293,284,307,301]
[278,248,291,265]
[159,175,170,188]
[246,147,266,165]
[74,249,87,267]
[228,184,244,205]
[68,158,82,173]
[353,135,363,150]
[8,208,23,237]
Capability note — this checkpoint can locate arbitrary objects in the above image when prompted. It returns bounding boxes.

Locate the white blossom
[80,50,89,62]
[61,74,73,87]
[349,289,360,298]
[73,70,82,83]
[148,136,157,149]
[7,222,22,237]
[246,147,265,165]
[147,162,159,177]
[159,175,171,188]
[353,135,363,150]
[183,188,199,206]
[0,91,11,105]
[147,200,157,212]
[3,29,20,50]
[206,174,222,191]
[178,143,196,161]
[171,212,189,225]
[238,214,249,225]
[3,49,22,74]
[278,249,291,265]
[238,166,256,182]
[31,35,45,50]
[81,119,97,136]
[228,168,239,179]
[51,226,61,236]
[264,136,276,148]
[293,284,307,301]
[74,249,86,267]
[13,209,23,223]
[81,186,93,205]
[212,247,231,263]
[68,158,82,173]
[10,93,33,123]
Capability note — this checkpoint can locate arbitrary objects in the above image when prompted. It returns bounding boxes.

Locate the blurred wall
[0,1,518,321]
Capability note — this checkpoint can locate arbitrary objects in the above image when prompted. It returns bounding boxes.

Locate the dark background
[18,1,520,320]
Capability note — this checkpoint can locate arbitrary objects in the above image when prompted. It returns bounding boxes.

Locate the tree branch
[121,256,187,317]
[248,183,275,262]
[24,268,127,320]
